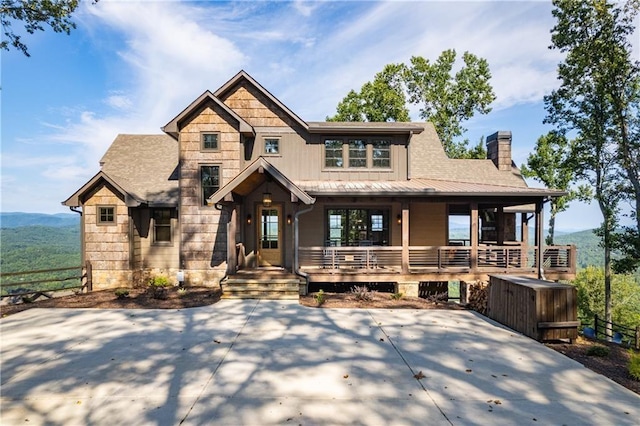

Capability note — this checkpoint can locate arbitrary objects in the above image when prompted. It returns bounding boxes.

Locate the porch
[298,244,577,282]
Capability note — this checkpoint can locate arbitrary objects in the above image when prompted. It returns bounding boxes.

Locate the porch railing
[299,245,575,274]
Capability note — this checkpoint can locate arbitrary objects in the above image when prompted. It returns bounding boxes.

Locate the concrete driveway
[1,300,638,425]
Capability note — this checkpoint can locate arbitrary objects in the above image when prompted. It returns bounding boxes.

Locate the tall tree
[327,64,410,122]
[1,0,93,56]
[545,0,639,335]
[404,50,496,158]
[520,131,591,245]
[327,50,496,159]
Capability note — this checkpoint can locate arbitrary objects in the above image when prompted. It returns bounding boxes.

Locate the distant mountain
[0,212,80,228]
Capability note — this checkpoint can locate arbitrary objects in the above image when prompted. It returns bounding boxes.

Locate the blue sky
[2,0,637,231]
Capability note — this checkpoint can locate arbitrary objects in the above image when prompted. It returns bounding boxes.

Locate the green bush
[149,276,171,287]
[314,289,326,306]
[114,288,129,299]
[586,345,610,357]
[390,292,403,300]
[629,351,640,381]
[177,287,187,298]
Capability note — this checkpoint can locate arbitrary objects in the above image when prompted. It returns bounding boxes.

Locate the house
[63,70,576,298]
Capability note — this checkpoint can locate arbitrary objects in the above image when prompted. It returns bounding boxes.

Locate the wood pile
[467,280,490,314]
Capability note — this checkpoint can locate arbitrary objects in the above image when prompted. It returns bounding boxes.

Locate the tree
[545,0,639,335]
[404,50,496,158]
[520,131,591,245]
[1,0,92,57]
[327,50,496,159]
[327,64,410,122]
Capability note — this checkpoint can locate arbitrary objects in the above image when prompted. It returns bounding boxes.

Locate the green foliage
[629,351,640,381]
[405,50,496,158]
[148,276,171,287]
[546,0,640,326]
[0,0,91,56]
[327,63,410,122]
[114,288,129,299]
[586,345,610,357]
[572,266,640,329]
[327,50,495,159]
[390,292,403,300]
[520,131,591,245]
[351,285,374,301]
[314,289,326,306]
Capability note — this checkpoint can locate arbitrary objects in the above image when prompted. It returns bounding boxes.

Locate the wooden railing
[0,262,92,301]
[299,245,576,274]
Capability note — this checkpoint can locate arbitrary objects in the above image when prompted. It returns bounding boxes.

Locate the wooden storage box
[487,275,578,342]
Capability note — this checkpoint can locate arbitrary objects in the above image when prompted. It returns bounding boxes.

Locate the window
[326,208,389,246]
[202,133,219,150]
[97,206,115,225]
[201,165,220,205]
[153,209,172,243]
[348,139,367,167]
[325,139,343,168]
[264,138,279,154]
[372,140,391,168]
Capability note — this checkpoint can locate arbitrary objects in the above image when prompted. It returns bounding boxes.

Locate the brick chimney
[486,131,512,171]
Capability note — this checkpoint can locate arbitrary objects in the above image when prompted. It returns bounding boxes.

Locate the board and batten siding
[409,203,447,246]
[131,208,180,271]
[83,185,131,289]
[179,104,242,285]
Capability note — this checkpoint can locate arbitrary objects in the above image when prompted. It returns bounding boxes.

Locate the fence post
[594,314,599,339]
[85,261,92,292]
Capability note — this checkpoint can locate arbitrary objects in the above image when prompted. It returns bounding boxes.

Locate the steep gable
[214,70,308,130]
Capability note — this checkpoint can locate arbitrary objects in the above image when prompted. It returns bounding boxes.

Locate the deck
[298,244,576,282]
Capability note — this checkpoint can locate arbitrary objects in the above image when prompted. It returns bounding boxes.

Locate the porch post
[496,206,504,245]
[227,207,237,275]
[470,202,478,271]
[536,200,544,279]
[401,203,409,274]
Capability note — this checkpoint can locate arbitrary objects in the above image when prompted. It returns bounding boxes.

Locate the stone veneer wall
[84,185,131,290]
[179,105,242,285]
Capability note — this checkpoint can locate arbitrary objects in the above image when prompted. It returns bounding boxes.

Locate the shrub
[314,289,326,306]
[586,345,610,357]
[148,276,171,299]
[351,285,374,301]
[629,351,640,381]
[114,288,129,299]
[177,287,187,298]
[390,292,403,300]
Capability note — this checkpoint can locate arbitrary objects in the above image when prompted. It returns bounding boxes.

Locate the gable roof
[214,70,309,131]
[162,90,254,140]
[209,157,315,206]
[63,134,179,207]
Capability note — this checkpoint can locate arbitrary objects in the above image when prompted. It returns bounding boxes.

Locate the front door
[258,205,282,266]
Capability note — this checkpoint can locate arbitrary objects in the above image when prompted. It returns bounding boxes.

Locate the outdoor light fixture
[286,214,292,225]
[246,214,252,225]
[397,214,402,225]
[262,192,272,207]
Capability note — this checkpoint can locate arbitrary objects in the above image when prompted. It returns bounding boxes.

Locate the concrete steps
[221,272,302,300]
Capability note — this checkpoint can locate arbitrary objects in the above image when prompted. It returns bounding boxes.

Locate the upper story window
[325,139,344,168]
[153,208,172,243]
[201,165,220,205]
[202,133,219,151]
[324,137,392,169]
[97,206,116,225]
[348,139,367,168]
[264,138,280,154]
[372,139,391,168]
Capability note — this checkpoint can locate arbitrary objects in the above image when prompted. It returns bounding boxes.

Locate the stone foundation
[92,270,133,291]
[396,281,419,298]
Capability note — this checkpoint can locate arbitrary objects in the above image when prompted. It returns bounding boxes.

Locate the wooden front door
[258,205,282,266]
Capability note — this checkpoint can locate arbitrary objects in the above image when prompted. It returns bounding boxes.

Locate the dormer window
[325,139,344,168]
[348,139,367,168]
[202,133,219,151]
[324,137,392,169]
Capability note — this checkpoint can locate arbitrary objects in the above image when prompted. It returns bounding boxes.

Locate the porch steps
[221,271,302,300]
